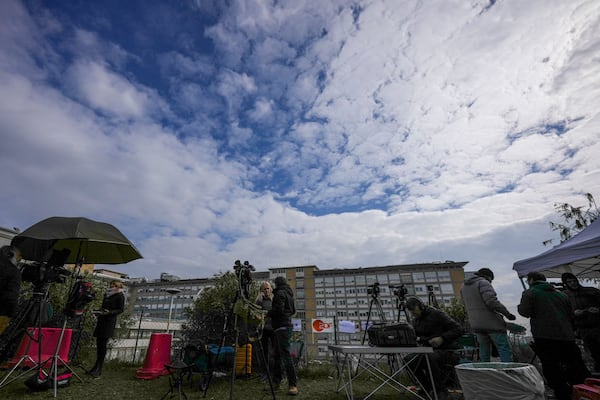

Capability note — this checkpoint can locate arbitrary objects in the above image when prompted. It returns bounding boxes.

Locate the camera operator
[0,245,22,334]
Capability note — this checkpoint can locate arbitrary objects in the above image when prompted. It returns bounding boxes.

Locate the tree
[181,271,260,346]
[543,192,599,246]
[438,297,468,328]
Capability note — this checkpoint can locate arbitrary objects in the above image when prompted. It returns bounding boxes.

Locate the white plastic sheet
[455,362,545,400]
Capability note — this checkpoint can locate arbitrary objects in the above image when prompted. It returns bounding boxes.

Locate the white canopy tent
[513,218,600,279]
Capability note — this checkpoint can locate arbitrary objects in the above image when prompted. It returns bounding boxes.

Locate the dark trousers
[533,338,590,400]
[580,328,600,371]
[93,337,109,372]
[258,329,274,374]
[405,350,458,393]
[272,327,297,387]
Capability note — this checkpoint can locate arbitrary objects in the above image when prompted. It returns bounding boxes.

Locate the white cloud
[1,0,599,312]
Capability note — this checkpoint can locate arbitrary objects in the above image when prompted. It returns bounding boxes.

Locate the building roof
[313,261,468,275]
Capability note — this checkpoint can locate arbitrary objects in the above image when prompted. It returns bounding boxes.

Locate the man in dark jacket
[561,272,600,371]
[518,271,589,400]
[461,267,516,362]
[267,276,298,396]
[0,245,22,334]
[405,297,463,400]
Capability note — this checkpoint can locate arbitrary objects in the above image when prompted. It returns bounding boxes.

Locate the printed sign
[292,318,302,332]
[311,318,334,333]
[338,320,356,333]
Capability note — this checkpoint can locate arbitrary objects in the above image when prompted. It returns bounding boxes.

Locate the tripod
[361,282,386,345]
[0,283,51,388]
[0,255,87,396]
[426,285,439,308]
[203,262,275,400]
[390,284,411,323]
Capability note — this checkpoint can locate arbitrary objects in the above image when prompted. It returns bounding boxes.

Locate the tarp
[455,362,545,400]
[513,218,600,278]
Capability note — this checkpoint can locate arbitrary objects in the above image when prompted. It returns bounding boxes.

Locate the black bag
[367,322,417,347]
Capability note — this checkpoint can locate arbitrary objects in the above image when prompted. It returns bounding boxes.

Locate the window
[438,271,451,281]
[296,278,304,288]
[440,284,454,294]
[425,271,437,282]
[412,272,425,282]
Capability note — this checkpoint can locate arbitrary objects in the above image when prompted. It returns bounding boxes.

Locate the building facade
[125,261,466,359]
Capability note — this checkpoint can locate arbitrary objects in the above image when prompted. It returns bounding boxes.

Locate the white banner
[311,318,334,333]
[361,321,374,331]
[338,320,355,333]
[292,318,302,332]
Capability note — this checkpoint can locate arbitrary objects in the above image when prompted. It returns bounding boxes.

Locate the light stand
[165,288,182,335]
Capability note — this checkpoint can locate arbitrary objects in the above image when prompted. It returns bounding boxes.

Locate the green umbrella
[11,216,143,265]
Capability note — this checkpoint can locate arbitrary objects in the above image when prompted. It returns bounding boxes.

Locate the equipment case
[367,322,417,347]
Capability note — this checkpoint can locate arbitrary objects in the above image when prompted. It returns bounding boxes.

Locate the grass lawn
[0,361,412,400]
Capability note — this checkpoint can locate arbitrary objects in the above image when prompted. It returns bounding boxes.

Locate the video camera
[367,282,380,296]
[233,260,255,285]
[20,248,71,286]
[389,284,408,300]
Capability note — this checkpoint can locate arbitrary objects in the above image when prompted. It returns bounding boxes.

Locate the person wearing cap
[267,276,298,396]
[405,297,463,400]
[561,272,600,371]
[518,271,589,400]
[461,267,516,362]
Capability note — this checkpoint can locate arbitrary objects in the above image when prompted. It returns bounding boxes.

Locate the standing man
[561,272,600,372]
[0,245,22,334]
[268,276,298,396]
[518,271,589,400]
[461,267,516,362]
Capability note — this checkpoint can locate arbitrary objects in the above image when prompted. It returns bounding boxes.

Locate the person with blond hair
[88,280,125,378]
[255,281,274,380]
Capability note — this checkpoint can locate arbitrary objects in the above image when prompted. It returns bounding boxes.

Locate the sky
[1,0,600,327]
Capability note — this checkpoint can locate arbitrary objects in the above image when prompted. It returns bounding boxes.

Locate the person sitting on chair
[405,297,464,400]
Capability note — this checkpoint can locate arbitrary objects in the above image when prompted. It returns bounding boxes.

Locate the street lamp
[165,288,182,334]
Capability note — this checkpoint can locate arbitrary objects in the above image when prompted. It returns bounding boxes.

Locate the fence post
[133,309,144,364]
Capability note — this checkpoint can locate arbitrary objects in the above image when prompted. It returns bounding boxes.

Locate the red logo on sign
[312,319,332,332]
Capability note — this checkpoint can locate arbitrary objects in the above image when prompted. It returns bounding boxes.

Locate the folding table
[328,344,438,400]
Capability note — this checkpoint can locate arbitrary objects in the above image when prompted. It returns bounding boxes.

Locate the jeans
[476,332,513,362]
[272,327,297,387]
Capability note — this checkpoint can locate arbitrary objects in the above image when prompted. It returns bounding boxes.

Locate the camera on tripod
[389,284,408,300]
[20,248,72,286]
[233,260,255,285]
[367,282,380,296]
